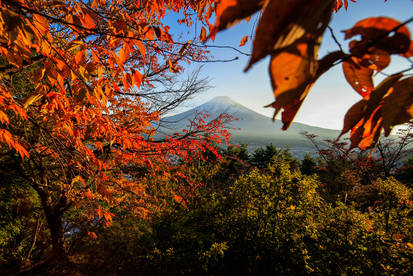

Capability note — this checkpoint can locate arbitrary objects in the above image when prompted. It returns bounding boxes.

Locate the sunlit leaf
[23,94,43,109]
[118,43,130,64]
[239,35,248,46]
[200,26,207,41]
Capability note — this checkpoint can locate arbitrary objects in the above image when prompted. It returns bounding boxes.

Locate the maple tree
[0,0,233,261]
[208,0,413,149]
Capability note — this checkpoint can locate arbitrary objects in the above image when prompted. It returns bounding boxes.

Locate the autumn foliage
[0,0,227,260]
[208,0,413,149]
[0,0,412,266]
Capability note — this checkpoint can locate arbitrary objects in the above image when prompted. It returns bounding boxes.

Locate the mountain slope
[157,96,341,151]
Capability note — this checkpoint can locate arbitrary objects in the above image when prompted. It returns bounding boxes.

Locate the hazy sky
[170,0,413,130]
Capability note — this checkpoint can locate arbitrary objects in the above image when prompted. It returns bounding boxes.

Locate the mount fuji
[157,96,342,154]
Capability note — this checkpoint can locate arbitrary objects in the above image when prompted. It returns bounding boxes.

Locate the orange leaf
[75,48,87,65]
[23,93,43,109]
[340,100,367,137]
[96,208,102,218]
[382,76,413,135]
[0,110,9,124]
[80,8,96,29]
[334,0,355,11]
[340,74,403,148]
[14,142,29,160]
[178,40,191,55]
[132,70,143,89]
[118,43,130,64]
[266,43,316,130]
[200,26,207,41]
[143,26,155,40]
[342,57,373,98]
[1,8,23,42]
[122,73,131,91]
[344,17,411,56]
[168,59,178,73]
[213,0,263,34]
[239,35,248,46]
[88,231,97,240]
[245,0,334,71]
[359,105,382,149]
[247,0,335,130]
[0,129,13,148]
[135,40,146,57]
[32,13,49,34]
[266,52,344,131]
[84,189,93,199]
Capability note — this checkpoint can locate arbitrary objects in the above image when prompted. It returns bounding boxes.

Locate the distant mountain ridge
[157,96,341,154]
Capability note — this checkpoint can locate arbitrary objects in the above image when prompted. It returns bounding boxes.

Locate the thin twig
[328,25,344,52]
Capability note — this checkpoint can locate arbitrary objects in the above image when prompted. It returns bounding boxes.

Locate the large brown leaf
[342,57,374,98]
[382,77,413,135]
[210,0,266,39]
[355,48,391,73]
[403,41,413,58]
[266,42,316,130]
[210,0,336,131]
[259,0,335,129]
[339,74,403,149]
[267,50,345,130]
[340,99,367,137]
[344,17,411,56]
[246,0,335,71]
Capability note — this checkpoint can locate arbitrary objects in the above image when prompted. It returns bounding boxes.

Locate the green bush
[51,156,413,275]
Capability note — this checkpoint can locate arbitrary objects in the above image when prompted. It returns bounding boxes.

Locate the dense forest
[1,130,413,274]
[0,0,413,274]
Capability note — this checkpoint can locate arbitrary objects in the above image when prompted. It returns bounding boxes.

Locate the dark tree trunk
[33,182,69,262]
[29,168,72,262]
[43,205,66,261]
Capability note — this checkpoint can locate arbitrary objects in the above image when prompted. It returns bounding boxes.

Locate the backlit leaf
[342,57,373,98]
[118,43,130,64]
[246,0,334,71]
[344,17,411,56]
[132,70,143,89]
[23,94,43,109]
[88,231,97,240]
[32,14,49,34]
[251,0,334,130]
[340,100,367,137]
[266,43,317,130]
[136,41,146,57]
[212,0,264,37]
[340,74,403,148]
[75,48,87,65]
[13,142,29,160]
[382,77,413,135]
[168,59,179,73]
[200,26,207,41]
[80,8,96,29]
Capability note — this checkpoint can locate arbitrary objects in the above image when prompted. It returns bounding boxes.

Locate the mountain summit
[159,96,340,152]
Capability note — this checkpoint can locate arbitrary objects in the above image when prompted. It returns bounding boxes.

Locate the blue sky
[169,0,413,130]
